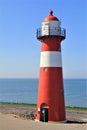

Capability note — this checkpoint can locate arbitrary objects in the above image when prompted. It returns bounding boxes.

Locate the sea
[0,79,87,108]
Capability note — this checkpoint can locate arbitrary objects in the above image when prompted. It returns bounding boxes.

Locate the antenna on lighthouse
[49,9,53,15]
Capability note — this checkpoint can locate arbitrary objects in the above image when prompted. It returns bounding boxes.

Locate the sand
[0,104,87,130]
[0,104,87,122]
[0,113,87,130]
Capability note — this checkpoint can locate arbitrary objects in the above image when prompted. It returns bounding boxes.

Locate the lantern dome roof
[43,10,59,22]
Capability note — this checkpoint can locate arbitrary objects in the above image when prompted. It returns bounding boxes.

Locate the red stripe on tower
[36,10,66,122]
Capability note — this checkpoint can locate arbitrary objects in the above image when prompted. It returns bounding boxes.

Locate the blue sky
[0,0,86,78]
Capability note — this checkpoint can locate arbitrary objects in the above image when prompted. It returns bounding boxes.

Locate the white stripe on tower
[40,51,62,67]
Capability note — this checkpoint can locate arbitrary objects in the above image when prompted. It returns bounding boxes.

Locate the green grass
[0,102,87,111]
[66,106,87,111]
[0,102,36,108]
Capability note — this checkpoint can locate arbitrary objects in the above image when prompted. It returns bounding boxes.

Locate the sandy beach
[0,113,87,130]
[0,104,87,130]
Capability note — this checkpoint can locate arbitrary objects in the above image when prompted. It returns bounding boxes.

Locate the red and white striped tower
[36,10,66,122]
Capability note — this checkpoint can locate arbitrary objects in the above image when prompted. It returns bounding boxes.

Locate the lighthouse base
[35,119,67,123]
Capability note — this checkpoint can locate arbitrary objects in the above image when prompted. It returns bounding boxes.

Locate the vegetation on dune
[66,106,87,111]
[0,102,36,107]
[0,102,87,111]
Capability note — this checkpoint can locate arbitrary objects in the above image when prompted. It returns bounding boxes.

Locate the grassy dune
[0,102,87,111]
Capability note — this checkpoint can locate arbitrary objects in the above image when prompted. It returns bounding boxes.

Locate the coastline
[0,78,87,108]
[0,102,87,123]
[0,102,87,111]
[0,102,87,130]
[0,113,86,130]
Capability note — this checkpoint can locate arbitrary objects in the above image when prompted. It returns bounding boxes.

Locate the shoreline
[0,102,87,111]
[0,113,86,130]
[0,102,87,130]
[0,102,87,123]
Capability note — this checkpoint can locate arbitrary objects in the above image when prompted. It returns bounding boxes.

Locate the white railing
[36,27,66,40]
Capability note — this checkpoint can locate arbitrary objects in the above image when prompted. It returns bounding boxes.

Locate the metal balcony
[36,27,66,40]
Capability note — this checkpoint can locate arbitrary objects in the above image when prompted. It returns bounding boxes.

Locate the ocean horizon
[0,78,87,108]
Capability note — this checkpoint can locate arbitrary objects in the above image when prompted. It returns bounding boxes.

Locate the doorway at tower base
[36,103,66,122]
[37,103,49,122]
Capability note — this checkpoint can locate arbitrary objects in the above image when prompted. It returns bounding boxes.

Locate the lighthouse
[36,10,66,122]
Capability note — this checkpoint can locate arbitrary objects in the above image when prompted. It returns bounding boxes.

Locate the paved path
[0,113,87,130]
